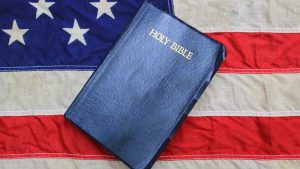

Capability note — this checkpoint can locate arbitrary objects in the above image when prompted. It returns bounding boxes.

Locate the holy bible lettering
[149,29,194,60]
[148,28,171,45]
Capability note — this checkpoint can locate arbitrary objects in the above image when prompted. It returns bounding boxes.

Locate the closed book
[65,2,226,169]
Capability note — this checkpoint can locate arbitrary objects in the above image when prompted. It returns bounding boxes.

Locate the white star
[90,0,117,19]
[29,0,55,19]
[2,20,29,45]
[63,19,90,46]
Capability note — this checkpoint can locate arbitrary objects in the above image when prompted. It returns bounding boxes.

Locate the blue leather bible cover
[65,2,226,169]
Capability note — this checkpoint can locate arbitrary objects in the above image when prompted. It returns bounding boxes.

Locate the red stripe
[1,115,300,160]
[206,33,300,73]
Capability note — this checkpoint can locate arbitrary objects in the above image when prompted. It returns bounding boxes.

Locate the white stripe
[0,71,92,116]
[174,0,300,32]
[0,71,299,117]
[1,158,300,169]
[192,73,300,117]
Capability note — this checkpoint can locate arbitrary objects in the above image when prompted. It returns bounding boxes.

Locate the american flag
[1,0,300,168]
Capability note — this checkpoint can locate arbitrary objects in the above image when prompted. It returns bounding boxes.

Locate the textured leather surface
[65,2,226,169]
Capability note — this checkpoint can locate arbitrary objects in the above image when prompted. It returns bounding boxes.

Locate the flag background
[1,0,300,168]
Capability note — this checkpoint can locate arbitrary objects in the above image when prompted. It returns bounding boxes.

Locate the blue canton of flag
[0,0,173,71]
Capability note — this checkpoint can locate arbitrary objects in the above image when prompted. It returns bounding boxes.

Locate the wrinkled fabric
[0,0,173,71]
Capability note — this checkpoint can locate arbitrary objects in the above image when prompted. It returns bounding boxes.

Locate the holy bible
[65,2,226,169]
